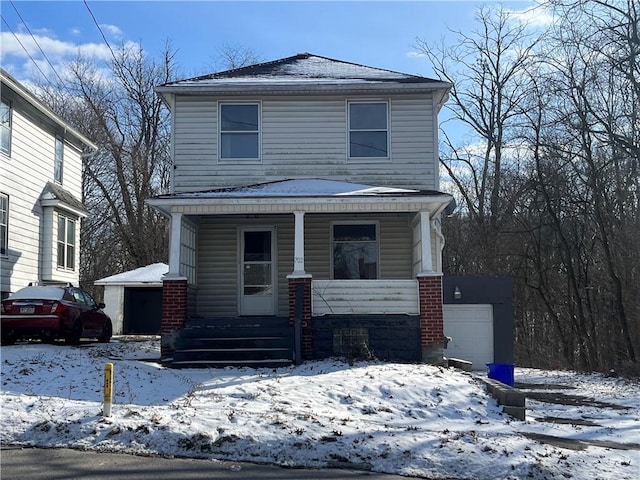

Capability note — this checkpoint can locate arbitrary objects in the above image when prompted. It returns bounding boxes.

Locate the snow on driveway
[1,340,638,479]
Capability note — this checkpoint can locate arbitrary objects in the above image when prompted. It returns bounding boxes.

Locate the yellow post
[103,363,114,417]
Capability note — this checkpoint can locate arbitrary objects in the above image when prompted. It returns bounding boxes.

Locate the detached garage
[443,276,513,370]
[94,263,167,335]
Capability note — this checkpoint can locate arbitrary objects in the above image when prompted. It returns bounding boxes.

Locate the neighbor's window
[348,101,388,158]
[0,193,8,256]
[1,99,11,156]
[57,213,75,270]
[54,136,64,183]
[332,223,378,279]
[220,103,259,160]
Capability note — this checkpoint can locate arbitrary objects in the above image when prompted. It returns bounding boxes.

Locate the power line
[0,14,53,86]
[7,0,66,86]
[82,0,117,64]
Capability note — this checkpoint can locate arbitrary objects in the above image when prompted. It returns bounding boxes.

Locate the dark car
[1,285,112,345]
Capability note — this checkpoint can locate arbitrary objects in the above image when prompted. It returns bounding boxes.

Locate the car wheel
[1,335,16,346]
[98,320,112,343]
[65,320,82,345]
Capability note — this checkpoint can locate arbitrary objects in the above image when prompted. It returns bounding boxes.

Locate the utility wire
[0,14,53,86]
[8,0,66,87]
[82,0,118,64]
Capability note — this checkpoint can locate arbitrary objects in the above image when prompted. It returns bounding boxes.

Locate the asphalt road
[0,446,411,479]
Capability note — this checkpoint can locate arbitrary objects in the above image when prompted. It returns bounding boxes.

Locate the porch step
[172,358,293,368]
[171,317,295,368]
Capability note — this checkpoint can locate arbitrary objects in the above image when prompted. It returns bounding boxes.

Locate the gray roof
[167,53,442,86]
[156,53,451,96]
[40,182,88,216]
[153,179,449,199]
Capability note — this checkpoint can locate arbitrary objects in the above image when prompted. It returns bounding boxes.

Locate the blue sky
[1,0,542,86]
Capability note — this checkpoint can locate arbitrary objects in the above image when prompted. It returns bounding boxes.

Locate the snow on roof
[94,263,168,285]
[160,179,427,199]
[162,53,444,87]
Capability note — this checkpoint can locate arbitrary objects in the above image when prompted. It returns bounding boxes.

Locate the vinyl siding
[195,213,414,317]
[173,94,437,193]
[0,88,84,294]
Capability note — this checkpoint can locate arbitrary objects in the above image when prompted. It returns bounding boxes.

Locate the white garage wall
[103,285,124,335]
[443,304,493,370]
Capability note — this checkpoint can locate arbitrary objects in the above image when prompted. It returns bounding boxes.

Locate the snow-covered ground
[1,339,638,479]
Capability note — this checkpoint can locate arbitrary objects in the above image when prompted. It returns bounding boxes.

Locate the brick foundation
[161,278,187,359]
[418,275,445,365]
[288,275,312,359]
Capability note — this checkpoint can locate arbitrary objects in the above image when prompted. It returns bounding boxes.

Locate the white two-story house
[147,54,454,366]
[0,69,96,297]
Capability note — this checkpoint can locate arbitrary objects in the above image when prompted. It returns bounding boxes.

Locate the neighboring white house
[147,53,454,363]
[0,68,97,297]
[94,263,167,335]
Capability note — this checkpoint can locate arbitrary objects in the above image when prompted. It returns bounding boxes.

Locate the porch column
[418,274,445,365]
[419,211,433,274]
[293,210,306,274]
[161,278,187,359]
[417,210,444,365]
[288,274,312,359]
[161,212,187,360]
[167,212,183,276]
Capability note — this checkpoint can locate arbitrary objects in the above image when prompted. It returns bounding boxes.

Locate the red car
[1,285,112,345]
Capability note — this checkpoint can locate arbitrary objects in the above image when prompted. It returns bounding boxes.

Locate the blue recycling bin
[486,362,515,386]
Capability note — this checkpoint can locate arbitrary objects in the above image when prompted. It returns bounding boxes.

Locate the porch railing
[311,279,419,316]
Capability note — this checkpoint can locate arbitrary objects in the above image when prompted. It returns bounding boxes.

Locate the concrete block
[502,405,526,421]
[447,357,473,371]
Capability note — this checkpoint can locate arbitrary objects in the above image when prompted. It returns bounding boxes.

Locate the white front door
[240,227,277,315]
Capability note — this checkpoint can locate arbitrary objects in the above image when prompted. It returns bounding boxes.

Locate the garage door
[443,304,493,370]
[123,287,162,334]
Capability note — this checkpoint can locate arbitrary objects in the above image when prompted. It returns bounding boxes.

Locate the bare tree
[40,41,177,292]
[415,5,539,272]
[417,1,639,373]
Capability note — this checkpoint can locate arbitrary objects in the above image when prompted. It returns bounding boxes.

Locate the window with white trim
[1,98,11,156]
[54,136,64,183]
[332,223,378,279]
[180,220,196,285]
[220,103,259,160]
[0,193,8,256]
[348,101,388,158]
[57,213,76,270]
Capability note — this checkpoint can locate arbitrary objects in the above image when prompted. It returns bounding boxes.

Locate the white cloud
[506,2,557,28]
[1,31,111,62]
[100,23,124,39]
[1,29,116,85]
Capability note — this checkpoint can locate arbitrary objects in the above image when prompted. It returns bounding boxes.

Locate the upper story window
[54,136,64,183]
[220,103,260,160]
[0,193,8,256]
[348,101,388,159]
[57,213,75,270]
[332,223,378,279]
[1,98,11,157]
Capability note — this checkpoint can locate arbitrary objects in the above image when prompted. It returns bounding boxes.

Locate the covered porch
[147,179,453,365]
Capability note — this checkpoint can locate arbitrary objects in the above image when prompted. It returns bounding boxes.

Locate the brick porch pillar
[288,274,312,359]
[161,277,187,359]
[418,274,445,365]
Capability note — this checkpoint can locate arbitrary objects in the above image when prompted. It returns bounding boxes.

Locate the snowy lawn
[1,339,638,479]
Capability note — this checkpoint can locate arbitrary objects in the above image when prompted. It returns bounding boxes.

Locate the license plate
[20,306,35,314]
